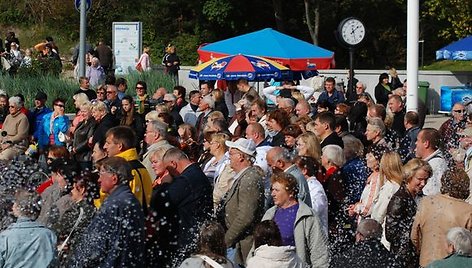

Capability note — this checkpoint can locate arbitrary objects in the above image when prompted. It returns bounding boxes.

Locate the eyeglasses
[97,91,105,95]
[106,91,115,94]
[454,110,466,113]
[54,103,65,108]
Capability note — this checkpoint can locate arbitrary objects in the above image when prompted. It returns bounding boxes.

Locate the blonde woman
[371,151,404,249]
[136,46,151,72]
[296,132,321,163]
[149,147,173,187]
[72,101,96,171]
[70,93,89,135]
[90,101,117,144]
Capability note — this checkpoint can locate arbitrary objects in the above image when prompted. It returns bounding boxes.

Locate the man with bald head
[152,148,212,266]
[266,146,311,207]
[246,122,272,210]
[295,99,314,118]
[330,219,401,267]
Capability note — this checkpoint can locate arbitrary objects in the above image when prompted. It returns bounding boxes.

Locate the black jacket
[385,183,420,268]
[74,89,97,101]
[269,131,285,147]
[374,83,391,107]
[92,113,118,144]
[391,111,406,138]
[69,185,145,267]
[321,132,344,149]
[73,118,97,162]
[151,163,213,265]
[215,99,229,120]
[330,239,401,268]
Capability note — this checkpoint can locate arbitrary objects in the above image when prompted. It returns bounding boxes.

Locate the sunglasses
[55,103,65,108]
[454,110,466,113]
[106,91,115,94]
[136,87,145,89]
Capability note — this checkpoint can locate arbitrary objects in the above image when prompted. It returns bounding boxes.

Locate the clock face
[340,18,365,46]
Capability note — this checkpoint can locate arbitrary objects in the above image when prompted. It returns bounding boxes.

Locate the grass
[0,74,78,112]
[421,60,472,71]
[0,69,177,113]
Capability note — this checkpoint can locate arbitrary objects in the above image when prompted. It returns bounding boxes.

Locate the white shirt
[254,145,272,174]
[307,176,328,235]
[262,85,315,103]
[422,149,447,196]
[179,103,201,126]
[371,180,401,250]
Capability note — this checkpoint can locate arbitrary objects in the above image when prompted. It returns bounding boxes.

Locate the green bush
[121,69,178,96]
[0,73,78,112]
[17,58,62,77]
[0,68,177,113]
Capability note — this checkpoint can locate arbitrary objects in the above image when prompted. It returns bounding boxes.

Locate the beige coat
[411,194,472,267]
[224,166,264,265]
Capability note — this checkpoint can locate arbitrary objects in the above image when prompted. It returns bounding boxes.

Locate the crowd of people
[0,67,471,268]
[0,32,62,75]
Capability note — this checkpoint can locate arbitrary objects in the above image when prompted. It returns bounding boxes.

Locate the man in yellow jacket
[104,126,152,213]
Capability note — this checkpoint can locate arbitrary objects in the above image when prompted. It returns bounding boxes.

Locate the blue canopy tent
[436,36,472,60]
[198,28,335,71]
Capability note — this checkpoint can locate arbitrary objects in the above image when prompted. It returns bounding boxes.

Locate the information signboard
[112,22,142,75]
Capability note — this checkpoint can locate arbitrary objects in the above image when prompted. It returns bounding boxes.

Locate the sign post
[77,0,91,78]
[75,0,91,12]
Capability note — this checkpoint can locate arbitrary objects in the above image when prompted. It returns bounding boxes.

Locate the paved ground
[423,114,449,130]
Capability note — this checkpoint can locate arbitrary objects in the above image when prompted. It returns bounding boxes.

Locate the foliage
[422,0,472,40]
[202,0,234,27]
[16,58,62,77]
[0,0,469,70]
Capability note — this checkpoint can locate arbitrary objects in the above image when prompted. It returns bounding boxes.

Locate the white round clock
[338,17,366,47]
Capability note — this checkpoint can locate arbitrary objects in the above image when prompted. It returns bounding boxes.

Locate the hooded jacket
[247,245,307,268]
[262,201,329,267]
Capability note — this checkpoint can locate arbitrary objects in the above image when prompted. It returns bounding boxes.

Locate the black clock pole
[349,46,354,99]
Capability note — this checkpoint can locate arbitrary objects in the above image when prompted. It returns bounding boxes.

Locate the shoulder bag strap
[129,160,148,215]
[195,255,225,268]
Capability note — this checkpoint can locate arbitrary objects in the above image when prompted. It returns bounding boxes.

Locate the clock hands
[351,25,360,35]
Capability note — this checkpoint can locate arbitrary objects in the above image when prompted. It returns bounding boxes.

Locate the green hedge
[0,69,177,113]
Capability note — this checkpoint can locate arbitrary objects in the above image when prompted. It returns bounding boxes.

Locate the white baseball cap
[226,138,256,156]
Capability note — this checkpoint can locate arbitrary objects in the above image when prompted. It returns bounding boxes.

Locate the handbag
[135,60,143,72]
[135,55,144,72]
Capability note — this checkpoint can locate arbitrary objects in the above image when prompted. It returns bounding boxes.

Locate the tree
[304,0,320,45]
[422,0,472,40]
